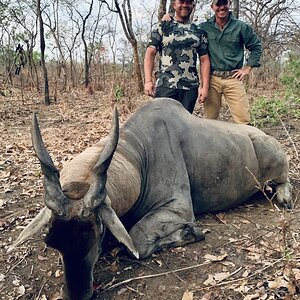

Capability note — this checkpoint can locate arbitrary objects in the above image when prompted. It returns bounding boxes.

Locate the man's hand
[197,86,208,103]
[232,66,252,81]
[144,81,155,97]
[162,14,173,21]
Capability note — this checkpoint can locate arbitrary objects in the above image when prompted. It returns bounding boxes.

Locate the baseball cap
[212,0,229,5]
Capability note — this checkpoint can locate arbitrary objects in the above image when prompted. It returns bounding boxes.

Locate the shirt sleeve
[242,23,263,68]
[147,22,164,52]
[197,29,209,57]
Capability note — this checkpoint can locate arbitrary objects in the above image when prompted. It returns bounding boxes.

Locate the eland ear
[99,197,139,259]
[7,207,52,253]
[32,113,67,216]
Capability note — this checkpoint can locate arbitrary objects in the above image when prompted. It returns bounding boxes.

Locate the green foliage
[32,51,41,65]
[251,53,300,127]
[283,249,294,260]
[280,53,300,95]
[113,84,124,102]
[251,93,300,128]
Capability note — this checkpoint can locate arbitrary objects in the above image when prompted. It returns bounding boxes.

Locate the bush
[280,53,300,95]
[251,53,300,127]
[251,93,300,127]
[113,84,124,102]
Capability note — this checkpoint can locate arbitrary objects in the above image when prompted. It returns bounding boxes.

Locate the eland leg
[276,181,293,208]
[129,199,204,259]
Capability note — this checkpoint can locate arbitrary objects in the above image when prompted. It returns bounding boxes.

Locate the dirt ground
[0,90,299,300]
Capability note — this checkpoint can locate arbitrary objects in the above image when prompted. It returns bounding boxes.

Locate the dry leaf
[50,292,63,300]
[204,253,227,262]
[241,219,250,224]
[158,285,166,293]
[214,272,230,282]
[221,261,235,267]
[202,228,210,234]
[155,259,163,267]
[16,285,25,298]
[268,277,296,294]
[215,213,227,225]
[110,247,121,257]
[199,292,213,300]
[246,252,261,261]
[171,247,186,253]
[234,285,250,293]
[204,274,216,286]
[243,293,260,300]
[117,288,127,295]
[110,261,119,272]
[182,290,193,300]
[292,268,300,280]
[55,270,63,278]
[12,278,20,286]
[38,255,49,261]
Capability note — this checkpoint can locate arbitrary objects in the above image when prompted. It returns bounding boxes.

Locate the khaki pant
[204,75,250,124]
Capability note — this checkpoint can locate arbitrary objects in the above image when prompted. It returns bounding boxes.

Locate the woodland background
[0,0,299,104]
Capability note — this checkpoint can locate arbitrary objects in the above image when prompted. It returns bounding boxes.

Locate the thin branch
[100,261,210,293]
[280,118,299,160]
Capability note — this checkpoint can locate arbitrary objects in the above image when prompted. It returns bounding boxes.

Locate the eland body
[11,98,291,299]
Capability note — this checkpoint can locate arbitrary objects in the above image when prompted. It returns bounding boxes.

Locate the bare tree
[44,0,68,91]
[8,1,40,90]
[239,0,300,84]
[158,0,167,21]
[36,0,50,105]
[113,0,143,93]
[232,0,239,19]
[63,2,82,88]
[78,0,94,88]
[241,0,300,54]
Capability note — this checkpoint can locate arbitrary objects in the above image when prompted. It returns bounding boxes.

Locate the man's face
[211,0,231,19]
[173,0,195,20]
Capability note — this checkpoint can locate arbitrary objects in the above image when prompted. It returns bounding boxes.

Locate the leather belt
[212,70,235,78]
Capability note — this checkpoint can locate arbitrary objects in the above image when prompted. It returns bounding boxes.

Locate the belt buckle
[213,70,230,78]
[222,71,229,78]
[213,71,222,77]
[221,71,226,78]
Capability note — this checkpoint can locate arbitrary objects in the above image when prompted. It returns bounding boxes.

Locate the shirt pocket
[223,35,241,56]
[223,35,240,45]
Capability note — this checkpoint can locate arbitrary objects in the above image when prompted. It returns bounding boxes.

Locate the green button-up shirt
[199,12,262,72]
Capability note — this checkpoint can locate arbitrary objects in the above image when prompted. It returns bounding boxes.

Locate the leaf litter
[0,90,299,299]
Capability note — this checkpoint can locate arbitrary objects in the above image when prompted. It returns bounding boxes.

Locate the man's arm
[144,47,157,97]
[233,23,262,81]
[198,54,210,103]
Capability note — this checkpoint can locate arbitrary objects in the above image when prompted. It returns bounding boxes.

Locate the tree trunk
[81,0,94,88]
[114,0,143,93]
[25,40,40,92]
[132,40,143,92]
[158,0,167,21]
[37,0,50,105]
[232,0,239,19]
[168,1,175,16]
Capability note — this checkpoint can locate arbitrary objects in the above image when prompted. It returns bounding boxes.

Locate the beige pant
[204,75,250,124]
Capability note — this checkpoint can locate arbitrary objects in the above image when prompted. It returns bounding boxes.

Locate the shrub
[280,53,300,95]
[251,93,299,127]
[251,53,300,127]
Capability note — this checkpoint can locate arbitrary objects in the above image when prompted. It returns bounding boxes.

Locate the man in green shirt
[200,0,262,124]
